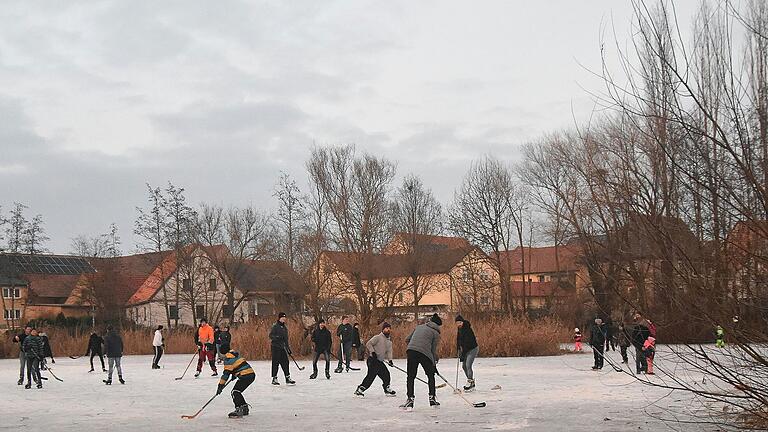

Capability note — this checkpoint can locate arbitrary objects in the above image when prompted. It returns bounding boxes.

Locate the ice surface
[3,347,718,431]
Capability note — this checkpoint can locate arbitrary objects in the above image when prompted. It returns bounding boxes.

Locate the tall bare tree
[274,172,305,270]
[134,183,171,327]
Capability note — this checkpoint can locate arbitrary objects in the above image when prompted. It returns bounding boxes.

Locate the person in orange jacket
[195,318,218,378]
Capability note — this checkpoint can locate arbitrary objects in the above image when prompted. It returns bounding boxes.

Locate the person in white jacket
[152,325,164,369]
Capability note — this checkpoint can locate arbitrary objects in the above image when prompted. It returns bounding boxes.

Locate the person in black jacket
[590,318,607,370]
[213,325,222,363]
[268,312,294,385]
[351,323,364,361]
[335,316,354,373]
[455,315,479,392]
[310,319,332,380]
[21,328,44,389]
[617,323,632,364]
[632,313,651,374]
[218,325,232,356]
[104,326,124,385]
[38,331,55,370]
[86,331,106,372]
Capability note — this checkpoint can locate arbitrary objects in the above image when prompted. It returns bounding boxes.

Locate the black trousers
[360,357,390,390]
[25,357,41,384]
[90,350,105,370]
[152,346,163,367]
[337,342,353,369]
[620,345,629,363]
[271,346,290,378]
[352,345,365,361]
[313,351,330,374]
[232,374,255,407]
[593,344,605,368]
[406,349,435,398]
[635,347,647,372]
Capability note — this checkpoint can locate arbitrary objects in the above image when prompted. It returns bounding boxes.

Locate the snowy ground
[2,347,722,432]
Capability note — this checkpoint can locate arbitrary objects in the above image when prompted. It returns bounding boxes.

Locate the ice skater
[217,349,256,418]
[352,322,364,361]
[573,327,583,352]
[643,336,656,375]
[715,325,725,348]
[354,322,396,397]
[400,313,442,409]
[152,325,164,369]
[217,325,232,363]
[39,330,55,368]
[632,313,651,374]
[335,315,354,373]
[195,318,218,378]
[456,315,479,392]
[13,325,32,385]
[617,324,631,363]
[590,318,607,370]
[104,326,125,385]
[269,312,295,385]
[310,319,332,380]
[22,328,43,389]
[86,331,106,372]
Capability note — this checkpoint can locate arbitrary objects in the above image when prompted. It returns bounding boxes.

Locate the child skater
[217,349,256,418]
[573,328,583,352]
[643,336,656,375]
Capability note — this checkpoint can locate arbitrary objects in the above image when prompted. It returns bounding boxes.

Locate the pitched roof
[385,233,473,254]
[236,260,306,296]
[499,245,581,275]
[322,248,472,279]
[0,253,96,301]
[91,251,173,306]
[25,273,83,299]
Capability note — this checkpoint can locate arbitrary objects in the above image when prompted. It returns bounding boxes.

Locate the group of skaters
[84,326,126,384]
[574,312,657,374]
[12,325,55,389]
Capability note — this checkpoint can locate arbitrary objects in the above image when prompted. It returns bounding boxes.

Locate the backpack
[647,320,657,338]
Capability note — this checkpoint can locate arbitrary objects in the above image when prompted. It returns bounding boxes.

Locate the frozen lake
[3,348,720,431]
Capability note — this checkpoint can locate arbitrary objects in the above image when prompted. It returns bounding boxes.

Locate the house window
[480,271,490,283]
[209,278,217,291]
[143,307,147,320]
[169,305,179,320]
[196,305,205,318]
[222,304,233,317]
[182,278,192,291]
[248,302,257,316]
[2,287,20,298]
[3,309,21,319]
[480,296,490,306]
[538,275,545,283]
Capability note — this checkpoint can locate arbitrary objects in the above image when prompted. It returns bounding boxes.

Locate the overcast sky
[0,1,700,254]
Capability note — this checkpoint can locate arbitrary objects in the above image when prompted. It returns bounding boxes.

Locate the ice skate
[400,397,414,410]
[463,379,476,392]
[354,385,365,396]
[429,395,440,407]
[384,386,396,397]
[271,377,280,386]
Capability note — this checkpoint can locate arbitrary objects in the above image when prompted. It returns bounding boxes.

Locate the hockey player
[104,326,125,385]
[310,319,332,380]
[351,323,364,361]
[268,312,295,385]
[400,313,442,409]
[335,316,354,373]
[217,350,256,418]
[13,325,32,385]
[39,330,55,369]
[152,325,164,369]
[455,315,479,392]
[218,325,232,358]
[86,331,106,372]
[21,328,43,389]
[195,318,218,378]
[355,322,396,397]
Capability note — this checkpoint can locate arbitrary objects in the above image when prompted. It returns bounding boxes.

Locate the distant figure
[152,325,164,369]
[13,326,32,385]
[335,316,354,373]
[632,313,651,374]
[269,312,294,385]
[104,326,125,385]
[351,323,364,361]
[39,330,55,368]
[643,336,656,375]
[218,325,232,358]
[86,331,106,373]
[195,318,218,378]
[604,317,616,352]
[456,315,479,392]
[590,318,607,371]
[213,325,222,363]
[310,319,332,380]
[573,328,583,352]
[715,325,725,348]
[617,324,631,364]
[21,328,44,389]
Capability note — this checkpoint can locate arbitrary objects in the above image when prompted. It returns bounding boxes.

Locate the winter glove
[216,384,224,395]
[285,346,292,355]
[370,352,378,361]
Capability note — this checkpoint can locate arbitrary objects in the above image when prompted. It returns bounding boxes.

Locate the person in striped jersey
[217,350,256,418]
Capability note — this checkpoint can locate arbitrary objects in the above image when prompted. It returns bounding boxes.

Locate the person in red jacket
[195,318,218,378]
[573,328,583,352]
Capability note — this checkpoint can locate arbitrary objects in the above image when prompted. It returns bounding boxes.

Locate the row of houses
[1,232,590,329]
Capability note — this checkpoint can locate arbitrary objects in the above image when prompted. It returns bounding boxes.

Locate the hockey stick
[45,367,64,382]
[454,357,461,394]
[330,352,361,371]
[69,355,83,360]
[285,346,305,371]
[387,362,447,389]
[175,352,198,380]
[436,371,486,408]
[181,380,233,419]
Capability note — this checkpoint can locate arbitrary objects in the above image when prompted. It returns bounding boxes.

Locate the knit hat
[575,327,580,332]
[278,312,286,319]
[318,318,325,324]
[430,313,442,326]
[382,321,391,330]
[594,318,603,325]
[455,315,464,322]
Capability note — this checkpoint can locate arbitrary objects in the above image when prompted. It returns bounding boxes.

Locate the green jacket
[22,335,44,359]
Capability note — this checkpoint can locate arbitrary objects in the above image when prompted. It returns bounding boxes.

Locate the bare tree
[162,182,196,326]
[71,223,122,258]
[5,202,28,253]
[390,174,444,319]
[274,172,305,270]
[134,183,171,327]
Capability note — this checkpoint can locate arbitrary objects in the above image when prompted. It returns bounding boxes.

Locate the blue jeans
[462,347,479,380]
